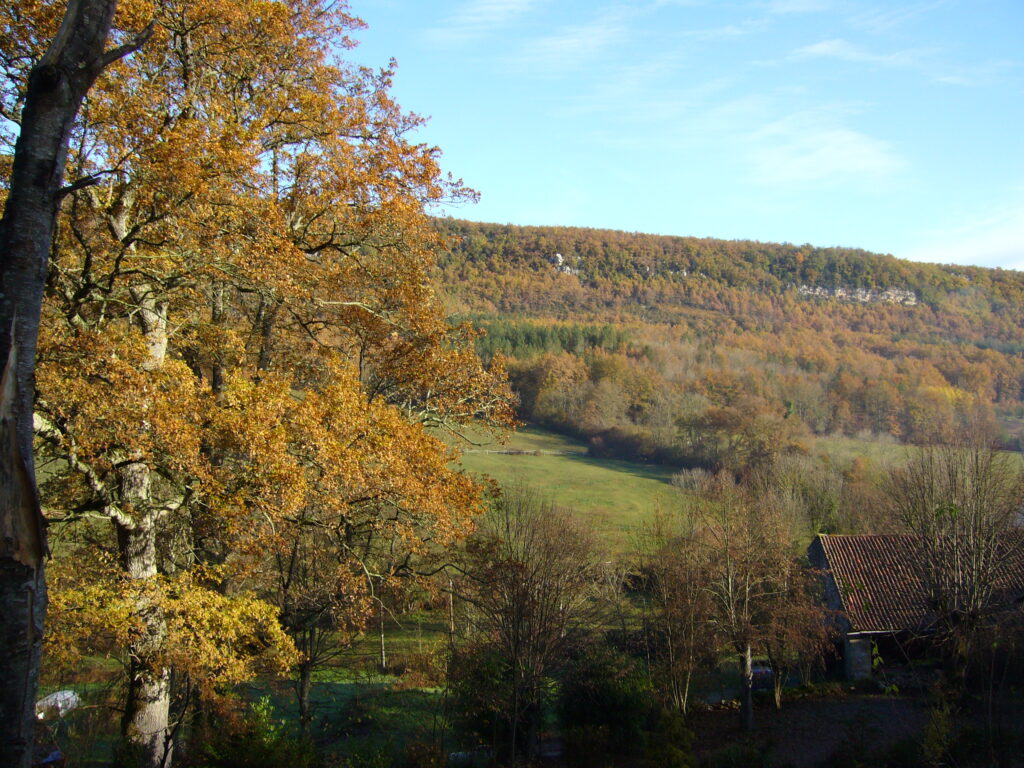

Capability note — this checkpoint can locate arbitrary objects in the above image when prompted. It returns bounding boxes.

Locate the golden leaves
[44,551,138,676]
[46,555,298,697]
[208,356,484,553]
[36,324,208,484]
[161,574,299,696]
[24,0,511,701]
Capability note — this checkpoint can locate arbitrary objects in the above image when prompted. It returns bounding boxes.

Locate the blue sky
[349,1,1024,269]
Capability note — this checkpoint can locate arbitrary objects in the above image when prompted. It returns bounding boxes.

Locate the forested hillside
[435,218,1024,467]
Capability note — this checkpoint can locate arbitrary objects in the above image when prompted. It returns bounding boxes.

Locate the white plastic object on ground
[35,690,81,720]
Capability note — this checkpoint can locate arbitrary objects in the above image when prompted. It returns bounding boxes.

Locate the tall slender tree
[691,473,789,732]
[0,3,150,765]
[884,433,1024,684]
[456,487,600,762]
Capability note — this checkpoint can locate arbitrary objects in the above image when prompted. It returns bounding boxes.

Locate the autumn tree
[689,473,790,732]
[749,468,838,709]
[761,567,835,709]
[634,508,715,715]
[678,397,812,474]
[258,371,489,732]
[5,1,513,765]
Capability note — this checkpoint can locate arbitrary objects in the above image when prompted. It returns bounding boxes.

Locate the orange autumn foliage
[2,0,514,741]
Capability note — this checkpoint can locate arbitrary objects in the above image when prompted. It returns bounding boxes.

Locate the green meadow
[812,433,914,468]
[452,426,679,545]
[449,426,936,549]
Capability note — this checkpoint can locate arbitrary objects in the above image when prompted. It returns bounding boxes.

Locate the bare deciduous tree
[884,436,1024,680]
[457,486,601,762]
[635,509,715,715]
[762,567,836,709]
[690,473,790,731]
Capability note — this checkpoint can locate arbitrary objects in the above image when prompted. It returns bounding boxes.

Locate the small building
[808,533,1024,680]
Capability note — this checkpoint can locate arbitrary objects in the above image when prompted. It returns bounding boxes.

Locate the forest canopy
[436,218,1024,466]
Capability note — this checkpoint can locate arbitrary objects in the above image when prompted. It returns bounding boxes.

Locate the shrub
[197,696,315,768]
[398,740,446,768]
[446,645,513,754]
[558,643,654,759]
[644,709,695,768]
[563,724,614,768]
[699,742,766,768]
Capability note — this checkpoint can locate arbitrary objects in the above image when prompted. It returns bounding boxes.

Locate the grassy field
[453,426,679,547]
[450,426,930,548]
[812,432,915,468]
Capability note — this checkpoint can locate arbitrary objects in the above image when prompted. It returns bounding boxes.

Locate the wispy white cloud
[566,65,734,131]
[933,59,1022,88]
[849,1,948,34]
[683,23,758,41]
[902,199,1024,270]
[791,38,925,67]
[572,52,689,109]
[511,8,633,72]
[791,37,1019,87]
[747,110,906,186]
[427,0,541,45]
[758,0,831,14]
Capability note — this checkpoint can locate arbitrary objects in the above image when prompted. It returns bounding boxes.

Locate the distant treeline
[435,217,1024,305]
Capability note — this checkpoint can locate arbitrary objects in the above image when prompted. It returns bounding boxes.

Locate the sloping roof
[811,533,1024,634]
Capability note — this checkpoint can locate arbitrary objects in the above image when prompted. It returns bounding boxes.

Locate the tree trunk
[256,293,279,372]
[209,281,225,397]
[117,502,171,768]
[682,666,692,715]
[448,576,456,649]
[510,665,520,765]
[379,608,387,673]
[0,3,131,766]
[740,645,754,732]
[113,274,172,767]
[297,661,313,737]
[766,648,783,710]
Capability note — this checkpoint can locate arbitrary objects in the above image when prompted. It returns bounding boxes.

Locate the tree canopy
[3,2,513,765]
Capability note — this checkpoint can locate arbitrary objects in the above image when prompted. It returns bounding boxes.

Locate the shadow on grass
[244,677,454,762]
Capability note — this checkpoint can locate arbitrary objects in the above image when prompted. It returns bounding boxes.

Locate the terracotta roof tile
[813,533,1024,634]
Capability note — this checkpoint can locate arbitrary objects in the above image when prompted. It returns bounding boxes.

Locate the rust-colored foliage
[2,0,514,751]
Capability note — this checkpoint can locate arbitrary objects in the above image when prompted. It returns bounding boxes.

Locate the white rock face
[797,284,917,306]
[550,252,579,276]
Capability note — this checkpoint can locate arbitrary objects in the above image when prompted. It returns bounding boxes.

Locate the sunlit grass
[451,426,679,549]
[813,433,915,469]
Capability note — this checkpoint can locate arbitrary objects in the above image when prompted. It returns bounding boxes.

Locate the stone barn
[808,533,1024,680]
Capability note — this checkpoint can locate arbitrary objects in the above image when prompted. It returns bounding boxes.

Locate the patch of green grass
[813,433,914,469]
[453,427,678,548]
[242,675,454,764]
[448,426,963,550]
